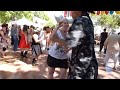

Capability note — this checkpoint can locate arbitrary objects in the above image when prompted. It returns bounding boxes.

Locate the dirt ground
[0,45,120,79]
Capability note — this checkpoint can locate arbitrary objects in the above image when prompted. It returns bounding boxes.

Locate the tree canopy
[0,11,34,23]
[97,14,120,29]
[0,11,55,27]
[33,11,55,28]
[32,11,51,21]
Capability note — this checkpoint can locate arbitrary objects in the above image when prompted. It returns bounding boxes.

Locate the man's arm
[10,28,13,36]
[66,21,85,48]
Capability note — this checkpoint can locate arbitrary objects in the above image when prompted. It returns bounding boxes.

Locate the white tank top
[48,30,68,59]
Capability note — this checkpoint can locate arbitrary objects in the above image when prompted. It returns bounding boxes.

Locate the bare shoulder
[0,30,3,34]
[32,34,38,39]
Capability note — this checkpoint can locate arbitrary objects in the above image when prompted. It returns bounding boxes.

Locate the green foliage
[33,11,50,21]
[45,20,55,28]
[0,11,51,24]
[0,11,34,23]
[33,11,55,27]
[97,14,120,29]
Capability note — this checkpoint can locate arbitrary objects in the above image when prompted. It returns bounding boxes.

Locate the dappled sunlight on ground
[95,45,120,79]
[0,45,120,79]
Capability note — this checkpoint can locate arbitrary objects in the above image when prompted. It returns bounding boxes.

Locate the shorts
[47,54,68,69]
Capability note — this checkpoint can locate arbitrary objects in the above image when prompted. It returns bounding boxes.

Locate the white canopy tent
[33,17,47,24]
[11,17,39,27]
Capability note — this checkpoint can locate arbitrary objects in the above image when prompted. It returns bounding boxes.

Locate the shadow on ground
[0,45,120,79]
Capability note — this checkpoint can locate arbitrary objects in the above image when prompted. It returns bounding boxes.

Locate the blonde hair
[60,18,68,23]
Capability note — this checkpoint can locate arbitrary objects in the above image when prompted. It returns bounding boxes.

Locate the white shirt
[39,30,45,41]
[38,31,46,50]
[33,34,39,42]
[48,30,68,59]
[104,34,120,51]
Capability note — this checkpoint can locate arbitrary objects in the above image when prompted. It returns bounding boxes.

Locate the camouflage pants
[67,60,98,79]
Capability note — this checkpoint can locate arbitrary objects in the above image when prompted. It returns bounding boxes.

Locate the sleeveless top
[48,30,68,60]
[32,34,40,45]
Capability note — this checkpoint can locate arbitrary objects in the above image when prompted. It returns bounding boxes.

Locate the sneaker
[32,59,38,66]
[20,52,23,56]
[113,67,117,70]
[23,51,28,58]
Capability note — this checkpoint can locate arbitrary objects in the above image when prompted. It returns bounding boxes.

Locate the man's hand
[64,48,71,53]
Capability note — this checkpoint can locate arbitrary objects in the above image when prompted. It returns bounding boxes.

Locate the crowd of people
[0,11,98,79]
[0,11,120,79]
[0,24,52,63]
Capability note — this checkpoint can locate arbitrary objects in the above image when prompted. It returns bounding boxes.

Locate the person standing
[11,24,19,51]
[18,25,22,46]
[18,25,30,60]
[27,25,34,48]
[6,24,10,35]
[38,27,45,54]
[99,28,108,54]
[10,24,14,45]
[43,26,52,50]
[0,24,9,58]
[6,24,10,48]
[118,32,120,65]
[104,33,120,70]
[48,18,69,79]
[52,11,98,79]
[31,28,42,66]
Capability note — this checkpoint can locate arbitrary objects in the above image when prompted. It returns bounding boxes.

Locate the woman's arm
[49,24,60,41]
[50,22,69,49]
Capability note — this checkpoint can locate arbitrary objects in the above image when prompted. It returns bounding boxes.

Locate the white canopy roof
[12,17,38,27]
[33,17,47,24]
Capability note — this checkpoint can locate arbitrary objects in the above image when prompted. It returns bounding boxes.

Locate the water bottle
[105,66,112,73]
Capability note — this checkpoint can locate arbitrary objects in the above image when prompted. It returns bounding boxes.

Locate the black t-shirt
[100,32,108,42]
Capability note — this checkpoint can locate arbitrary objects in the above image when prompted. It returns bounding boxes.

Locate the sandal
[113,67,117,70]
